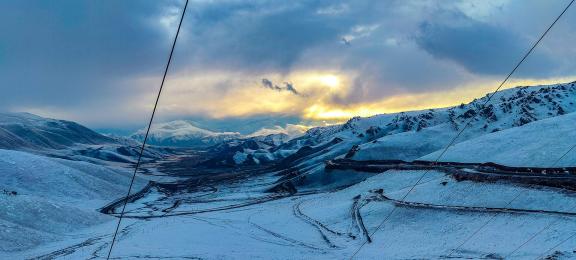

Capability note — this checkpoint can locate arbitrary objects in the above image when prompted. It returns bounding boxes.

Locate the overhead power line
[349,0,575,258]
[444,0,575,257]
[105,0,189,259]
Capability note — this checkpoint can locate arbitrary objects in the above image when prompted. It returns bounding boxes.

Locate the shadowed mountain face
[0,112,114,151]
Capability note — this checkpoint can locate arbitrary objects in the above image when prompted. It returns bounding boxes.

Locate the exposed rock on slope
[270,82,576,167]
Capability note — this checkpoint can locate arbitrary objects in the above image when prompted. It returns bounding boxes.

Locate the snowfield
[10,169,576,259]
[421,112,576,167]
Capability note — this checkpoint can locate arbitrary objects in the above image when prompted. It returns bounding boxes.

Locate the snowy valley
[1,82,576,259]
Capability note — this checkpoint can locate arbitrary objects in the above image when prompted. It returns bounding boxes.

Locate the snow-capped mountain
[131,120,242,148]
[348,82,576,162]
[266,82,576,168]
[138,82,576,168]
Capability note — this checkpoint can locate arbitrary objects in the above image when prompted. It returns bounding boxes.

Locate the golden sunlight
[318,75,340,89]
[301,77,576,121]
[151,70,576,122]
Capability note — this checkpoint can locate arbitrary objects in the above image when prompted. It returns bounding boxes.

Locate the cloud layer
[1,0,576,129]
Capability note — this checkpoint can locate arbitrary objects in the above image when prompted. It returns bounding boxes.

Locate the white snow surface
[12,169,576,259]
[0,149,146,252]
[420,112,576,166]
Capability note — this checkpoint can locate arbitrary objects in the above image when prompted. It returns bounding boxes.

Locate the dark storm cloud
[0,0,183,111]
[173,0,354,72]
[284,83,299,95]
[1,0,575,127]
[416,20,522,74]
[414,10,558,76]
[261,78,300,95]
[261,78,280,91]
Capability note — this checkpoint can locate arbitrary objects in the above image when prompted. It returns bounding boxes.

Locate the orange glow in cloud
[139,70,576,122]
[302,77,576,120]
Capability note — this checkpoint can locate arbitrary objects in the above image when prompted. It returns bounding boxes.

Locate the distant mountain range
[129,119,310,149]
[3,81,576,169]
[130,120,242,148]
[1,81,576,254]
[239,81,576,168]
[0,112,168,165]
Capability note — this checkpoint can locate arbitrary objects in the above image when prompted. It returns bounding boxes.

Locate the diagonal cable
[444,1,576,257]
[445,0,576,257]
[448,133,576,258]
[349,0,574,258]
[534,231,576,259]
[105,0,189,259]
[503,145,576,258]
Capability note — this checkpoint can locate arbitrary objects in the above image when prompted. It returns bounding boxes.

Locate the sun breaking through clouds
[2,0,576,129]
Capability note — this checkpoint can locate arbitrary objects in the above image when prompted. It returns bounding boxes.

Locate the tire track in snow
[383,195,576,217]
[351,194,371,243]
[30,223,138,260]
[292,200,344,248]
[247,215,324,251]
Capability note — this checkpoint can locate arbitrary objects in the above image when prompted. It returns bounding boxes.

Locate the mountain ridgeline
[0,112,114,151]
[236,82,576,168]
[2,81,575,168]
[130,120,242,148]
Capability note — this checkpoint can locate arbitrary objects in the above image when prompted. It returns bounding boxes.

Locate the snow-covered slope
[0,149,146,252]
[350,83,576,162]
[0,112,114,151]
[420,112,576,167]
[131,120,242,147]
[0,112,170,166]
[270,82,576,167]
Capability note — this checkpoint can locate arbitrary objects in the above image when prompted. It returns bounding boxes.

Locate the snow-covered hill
[0,112,169,166]
[0,149,146,252]
[0,112,114,151]
[420,111,576,167]
[131,120,242,148]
